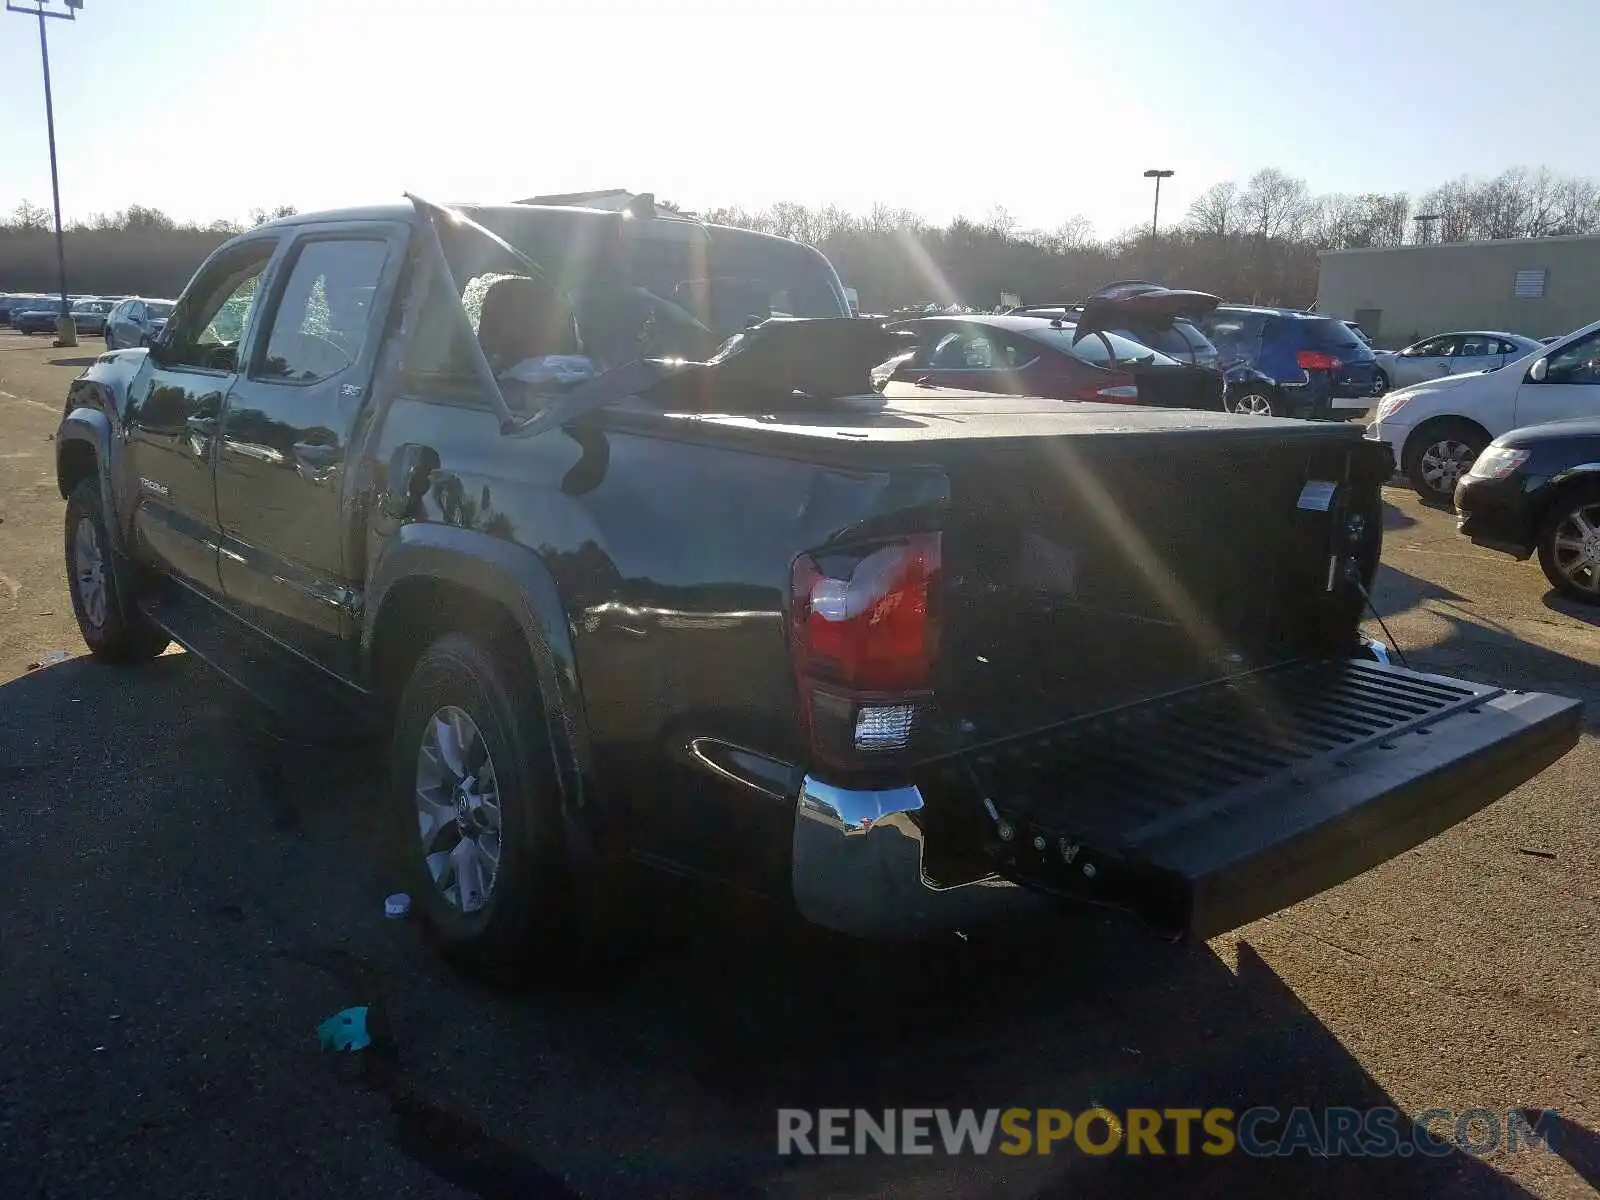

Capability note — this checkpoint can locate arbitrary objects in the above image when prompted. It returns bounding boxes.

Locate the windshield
[1025,324,1181,367]
[147,301,176,318]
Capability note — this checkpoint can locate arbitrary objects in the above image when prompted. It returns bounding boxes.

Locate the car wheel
[1536,482,1600,604]
[1374,368,1390,394]
[1228,387,1277,416]
[65,479,170,663]
[391,632,572,977]
[1407,420,1486,502]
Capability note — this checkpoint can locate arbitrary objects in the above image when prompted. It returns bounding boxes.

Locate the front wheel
[1373,368,1390,394]
[64,479,170,662]
[390,633,572,976]
[1537,483,1600,604]
[1227,387,1277,416]
[1407,421,1486,502]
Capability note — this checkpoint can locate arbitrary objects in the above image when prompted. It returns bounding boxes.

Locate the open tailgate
[916,659,1581,937]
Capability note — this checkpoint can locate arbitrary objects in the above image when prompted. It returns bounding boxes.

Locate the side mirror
[146,335,170,367]
[1529,357,1548,383]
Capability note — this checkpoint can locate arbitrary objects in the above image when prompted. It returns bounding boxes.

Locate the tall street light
[1143,168,1174,239]
[6,0,83,347]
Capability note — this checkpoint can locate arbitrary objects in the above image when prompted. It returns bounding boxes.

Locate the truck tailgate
[915,659,1581,937]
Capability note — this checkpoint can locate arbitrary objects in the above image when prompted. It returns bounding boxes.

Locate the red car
[883,313,1224,410]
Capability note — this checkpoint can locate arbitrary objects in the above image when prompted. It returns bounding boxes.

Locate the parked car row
[876,282,1386,421]
[1,291,177,347]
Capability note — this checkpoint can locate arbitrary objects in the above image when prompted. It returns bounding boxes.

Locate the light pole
[6,0,82,347]
[1143,168,1174,239]
[1413,213,1442,245]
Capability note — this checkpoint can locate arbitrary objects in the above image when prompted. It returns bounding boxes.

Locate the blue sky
[0,0,1592,237]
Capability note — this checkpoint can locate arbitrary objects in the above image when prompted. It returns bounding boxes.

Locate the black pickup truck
[55,195,1581,970]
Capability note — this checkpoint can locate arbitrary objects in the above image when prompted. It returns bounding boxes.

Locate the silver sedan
[1372,330,1544,391]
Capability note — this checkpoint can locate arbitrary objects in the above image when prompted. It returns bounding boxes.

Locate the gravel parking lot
[1,329,1596,1198]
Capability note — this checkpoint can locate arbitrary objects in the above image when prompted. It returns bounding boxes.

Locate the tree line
[0,203,297,298]
[4,165,1599,310]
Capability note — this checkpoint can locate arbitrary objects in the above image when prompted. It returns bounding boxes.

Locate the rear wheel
[1407,420,1486,502]
[1228,386,1277,416]
[64,479,170,663]
[390,632,572,977]
[1537,482,1600,604]
[1374,368,1390,394]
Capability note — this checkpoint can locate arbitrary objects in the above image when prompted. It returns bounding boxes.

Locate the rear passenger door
[214,223,406,672]
[914,326,1035,394]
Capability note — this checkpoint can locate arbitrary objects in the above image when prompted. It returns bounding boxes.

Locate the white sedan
[1372,330,1544,392]
[1366,318,1600,501]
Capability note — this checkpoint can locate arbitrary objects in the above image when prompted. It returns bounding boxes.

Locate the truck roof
[251,201,810,255]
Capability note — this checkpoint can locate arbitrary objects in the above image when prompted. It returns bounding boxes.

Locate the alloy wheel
[1418,439,1476,495]
[414,706,503,914]
[1549,501,1600,596]
[1232,392,1273,415]
[74,516,108,631]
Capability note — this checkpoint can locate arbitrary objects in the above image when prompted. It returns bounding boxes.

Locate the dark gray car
[104,296,177,349]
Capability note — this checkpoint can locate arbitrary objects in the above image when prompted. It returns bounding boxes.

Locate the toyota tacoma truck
[55,193,1582,970]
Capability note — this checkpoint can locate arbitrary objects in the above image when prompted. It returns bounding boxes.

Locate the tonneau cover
[632,388,1359,452]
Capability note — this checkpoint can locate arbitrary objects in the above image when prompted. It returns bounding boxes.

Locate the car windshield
[147,301,176,318]
[73,301,110,314]
[1024,324,1179,367]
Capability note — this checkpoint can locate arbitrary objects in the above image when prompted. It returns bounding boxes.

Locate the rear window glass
[1025,325,1180,367]
[1299,318,1364,349]
[1109,324,1191,357]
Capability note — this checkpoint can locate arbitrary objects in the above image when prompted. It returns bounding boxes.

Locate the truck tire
[65,479,170,663]
[1536,481,1600,604]
[390,632,572,976]
[1406,419,1486,503]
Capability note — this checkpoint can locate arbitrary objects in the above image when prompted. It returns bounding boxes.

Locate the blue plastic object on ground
[316,1006,372,1052]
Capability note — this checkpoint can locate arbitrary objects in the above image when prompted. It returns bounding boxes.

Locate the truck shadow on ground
[0,655,1579,1199]
[1541,590,1600,627]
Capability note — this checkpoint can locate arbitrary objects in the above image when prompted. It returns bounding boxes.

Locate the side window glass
[960,334,999,369]
[162,244,276,371]
[929,332,969,369]
[1542,332,1600,385]
[256,239,390,384]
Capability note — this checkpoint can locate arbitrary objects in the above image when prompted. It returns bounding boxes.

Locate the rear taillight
[790,534,940,769]
[1297,349,1341,371]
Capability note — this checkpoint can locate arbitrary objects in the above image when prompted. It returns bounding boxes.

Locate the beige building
[1317,234,1600,348]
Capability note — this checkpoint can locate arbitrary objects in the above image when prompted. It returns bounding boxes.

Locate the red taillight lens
[790,534,941,767]
[1297,349,1341,371]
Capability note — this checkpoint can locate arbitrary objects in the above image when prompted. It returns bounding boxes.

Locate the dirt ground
[0,328,1596,1198]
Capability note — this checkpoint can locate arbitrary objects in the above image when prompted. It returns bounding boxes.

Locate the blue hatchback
[1198,306,1383,419]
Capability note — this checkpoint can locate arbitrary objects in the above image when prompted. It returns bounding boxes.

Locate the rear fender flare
[363,524,599,834]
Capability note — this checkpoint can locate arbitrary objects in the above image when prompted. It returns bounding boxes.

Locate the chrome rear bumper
[791,776,1048,940]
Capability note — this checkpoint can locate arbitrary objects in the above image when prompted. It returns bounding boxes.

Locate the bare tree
[11,200,50,231]
[1184,182,1240,238]
[1238,169,1311,239]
